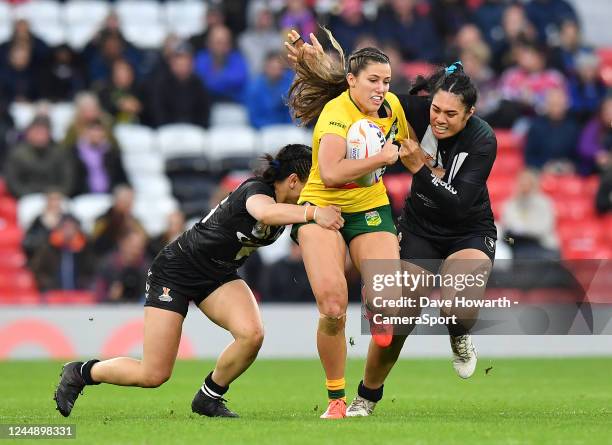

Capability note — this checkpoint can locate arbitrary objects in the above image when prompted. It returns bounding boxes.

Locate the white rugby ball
[346,119,386,187]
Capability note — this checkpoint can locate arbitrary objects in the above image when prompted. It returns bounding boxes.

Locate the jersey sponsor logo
[365,210,382,227]
[329,121,347,129]
[484,236,495,253]
[430,173,457,195]
[145,281,150,300]
[158,287,173,302]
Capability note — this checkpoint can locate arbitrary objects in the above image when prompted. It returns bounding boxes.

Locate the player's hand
[378,139,399,166]
[284,30,328,69]
[399,139,426,174]
[314,205,344,230]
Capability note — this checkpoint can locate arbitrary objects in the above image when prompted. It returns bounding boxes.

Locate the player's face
[347,62,391,116]
[430,90,474,139]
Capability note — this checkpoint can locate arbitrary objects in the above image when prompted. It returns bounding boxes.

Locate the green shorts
[291,204,396,245]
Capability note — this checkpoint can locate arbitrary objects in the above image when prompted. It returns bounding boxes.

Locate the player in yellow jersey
[285,28,408,419]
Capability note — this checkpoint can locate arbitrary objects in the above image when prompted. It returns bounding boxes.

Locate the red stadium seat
[540,173,585,199]
[0,291,41,305]
[44,290,96,305]
[490,152,523,179]
[598,47,612,86]
[402,61,436,80]
[0,249,26,270]
[0,196,17,224]
[384,173,412,212]
[554,197,595,222]
[0,178,8,197]
[487,175,516,203]
[583,175,600,200]
[0,268,37,293]
[557,219,602,242]
[0,224,24,249]
[494,129,523,154]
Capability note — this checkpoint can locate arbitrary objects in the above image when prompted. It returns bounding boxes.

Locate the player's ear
[288,173,299,189]
[346,72,356,88]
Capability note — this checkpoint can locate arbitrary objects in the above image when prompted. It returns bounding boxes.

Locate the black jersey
[398,95,497,238]
[170,178,285,275]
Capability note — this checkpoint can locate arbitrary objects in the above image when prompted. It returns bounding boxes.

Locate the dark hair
[256,144,312,184]
[288,27,390,126]
[408,61,478,111]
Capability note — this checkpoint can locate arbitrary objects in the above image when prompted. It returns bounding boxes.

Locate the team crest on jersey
[158,287,173,302]
[365,211,382,227]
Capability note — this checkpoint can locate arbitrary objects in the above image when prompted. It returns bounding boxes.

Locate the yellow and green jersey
[298,90,408,213]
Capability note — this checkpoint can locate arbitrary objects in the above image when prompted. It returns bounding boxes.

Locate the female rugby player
[287,35,497,417]
[286,28,408,418]
[54,144,344,418]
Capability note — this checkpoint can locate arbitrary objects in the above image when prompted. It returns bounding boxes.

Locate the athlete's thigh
[441,248,492,302]
[198,279,263,337]
[142,306,184,375]
[348,231,400,272]
[297,223,347,302]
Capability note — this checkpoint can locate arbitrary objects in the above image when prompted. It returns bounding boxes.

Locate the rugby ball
[346,119,386,187]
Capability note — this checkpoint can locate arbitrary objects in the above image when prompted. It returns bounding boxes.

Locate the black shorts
[144,247,240,317]
[398,226,496,273]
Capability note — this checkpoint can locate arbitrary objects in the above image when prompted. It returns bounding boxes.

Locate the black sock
[357,380,383,402]
[80,359,101,385]
[447,321,470,337]
[201,371,228,399]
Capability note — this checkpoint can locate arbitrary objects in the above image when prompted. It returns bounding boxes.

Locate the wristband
[303,206,309,222]
[313,207,318,221]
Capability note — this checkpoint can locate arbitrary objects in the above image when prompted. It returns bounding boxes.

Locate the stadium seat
[131,174,173,198]
[12,0,62,29]
[164,0,206,38]
[65,0,110,28]
[9,102,37,130]
[50,102,75,141]
[258,125,312,154]
[210,103,249,127]
[597,47,612,86]
[0,249,26,270]
[383,173,412,212]
[31,23,66,46]
[17,193,47,230]
[489,151,523,179]
[0,268,36,293]
[494,129,523,154]
[402,61,435,80]
[0,178,8,197]
[0,196,17,224]
[0,224,24,250]
[133,195,179,236]
[122,22,167,49]
[122,152,165,181]
[114,124,156,153]
[208,126,257,170]
[156,124,208,159]
[115,0,162,26]
[487,175,516,204]
[540,173,585,199]
[69,194,113,235]
[0,291,41,305]
[66,23,98,49]
[554,197,595,222]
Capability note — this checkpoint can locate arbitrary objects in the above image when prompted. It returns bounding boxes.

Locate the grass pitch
[1,358,611,444]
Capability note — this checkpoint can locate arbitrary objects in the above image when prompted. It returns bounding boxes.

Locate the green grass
[1,358,611,444]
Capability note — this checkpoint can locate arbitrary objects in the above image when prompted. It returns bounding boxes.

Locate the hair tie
[445,61,462,75]
[270,159,281,172]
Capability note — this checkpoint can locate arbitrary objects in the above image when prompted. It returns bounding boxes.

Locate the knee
[318,312,346,336]
[236,325,264,354]
[140,370,171,388]
[316,287,348,319]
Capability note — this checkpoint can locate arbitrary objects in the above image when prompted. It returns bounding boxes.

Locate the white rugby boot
[346,395,377,417]
[450,334,477,379]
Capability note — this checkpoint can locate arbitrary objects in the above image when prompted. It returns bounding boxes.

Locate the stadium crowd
[0,0,611,304]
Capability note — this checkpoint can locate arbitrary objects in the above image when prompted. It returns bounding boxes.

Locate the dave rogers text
[371,271,488,292]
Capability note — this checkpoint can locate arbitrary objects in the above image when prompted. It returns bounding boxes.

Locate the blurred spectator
[0,43,39,102]
[39,44,85,102]
[91,185,146,257]
[501,169,560,260]
[445,23,485,63]
[279,0,316,40]
[95,229,150,302]
[577,96,612,176]
[238,4,282,74]
[62,92,118,150]
[4,115,73,198]
[525,0,578,45]
[327,0,374,54]
[260,243,314,302]
[568,51,607,123]
[473,0,507,55]
[189,5,226,52]
[244,51,293,129]
[382,43,411,96]
[550,19,594,78]
[194,25,249,103]
[525,88,579,172]
[0,19,49,68]
[147,210,186,258]
[595,169,612,214]
[376,0,443,62]
[430,0,472,45]
[491,4,538,73]
[461,44,501,118]
[148,42,211,128]
[0,98,15,169]
[22,189,68,262]
[30,214,95,292]
[495,41,566,127]
[70,118,129,196]
[96,59,143,124]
